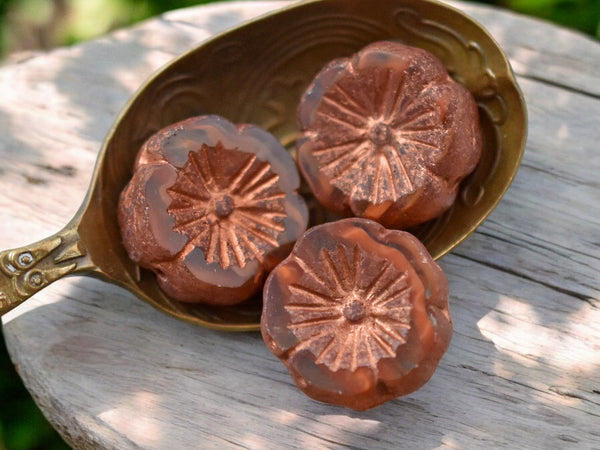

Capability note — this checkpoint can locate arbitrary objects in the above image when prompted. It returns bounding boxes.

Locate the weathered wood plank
[454,1,600,97]
[1,1,599,449]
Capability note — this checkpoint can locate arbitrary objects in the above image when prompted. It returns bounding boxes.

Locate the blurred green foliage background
[0,0,598,60]
[0,0,598,449]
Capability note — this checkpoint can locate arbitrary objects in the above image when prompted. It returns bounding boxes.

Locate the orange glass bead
[262,218,452,410]
[297,41,482,229]
[119,115,308,305]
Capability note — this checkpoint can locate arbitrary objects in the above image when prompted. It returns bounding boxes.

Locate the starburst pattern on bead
[167,142,287,269]
[285,244,413,372]
[309,65,447,205]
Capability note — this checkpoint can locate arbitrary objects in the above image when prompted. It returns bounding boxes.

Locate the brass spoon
[0,0,526,330]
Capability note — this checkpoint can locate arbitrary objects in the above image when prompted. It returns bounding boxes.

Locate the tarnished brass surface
[0,226,93,315]
[0,0,526,331]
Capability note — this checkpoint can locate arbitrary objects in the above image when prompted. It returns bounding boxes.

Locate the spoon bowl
[0,0,526,330]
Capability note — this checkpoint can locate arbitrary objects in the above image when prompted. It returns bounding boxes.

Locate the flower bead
[261,218,452,410]
[118,115,308,305]
[297,41,482,229]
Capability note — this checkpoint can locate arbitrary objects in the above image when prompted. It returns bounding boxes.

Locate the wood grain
[1,1,599,449]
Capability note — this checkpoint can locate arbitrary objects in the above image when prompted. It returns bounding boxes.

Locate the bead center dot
[369,122,391,146]
[343,297,367,322]
[215,195,234,218]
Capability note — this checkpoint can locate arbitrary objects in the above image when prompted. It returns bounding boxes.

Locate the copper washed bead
[118,115,308,305]
[297,41,482,229]
[261,218,452,410]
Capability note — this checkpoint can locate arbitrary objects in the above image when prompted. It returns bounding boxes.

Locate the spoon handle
[0,226,92,316]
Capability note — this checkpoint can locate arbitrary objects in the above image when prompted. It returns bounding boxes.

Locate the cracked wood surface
[1,1,599,449]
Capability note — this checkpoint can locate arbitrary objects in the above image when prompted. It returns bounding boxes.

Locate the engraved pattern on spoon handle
[0,227,88,315]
